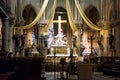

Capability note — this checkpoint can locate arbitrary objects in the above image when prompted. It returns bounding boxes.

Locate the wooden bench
[0,57,42,80]
[96,57,120,77]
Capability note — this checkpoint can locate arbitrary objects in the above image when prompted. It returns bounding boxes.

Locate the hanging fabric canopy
[66,0,78,34]
[74,0,102,31]
[14,0,49,30]
[42,0,56,32]
[66,0,80,47]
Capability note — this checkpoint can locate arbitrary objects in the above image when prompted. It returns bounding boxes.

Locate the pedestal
[77,62,93,80]
[19,47,25,57]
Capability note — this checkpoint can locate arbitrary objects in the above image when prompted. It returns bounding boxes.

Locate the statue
[97,34,103,48]
[13,34,20,54]
[31,41,39,56]
[72,35,77,47]
[108,33,114,48]
[21,34,26,47]
[43,35,48,47]
[54,31,67,45]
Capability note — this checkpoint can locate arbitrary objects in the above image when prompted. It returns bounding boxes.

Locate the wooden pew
[96,57,120,77]
[0,57,42,80]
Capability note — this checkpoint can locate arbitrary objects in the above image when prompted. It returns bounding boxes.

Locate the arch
[81,5,100,53]
[85,5,100,25]
[22,5,37,25]
[22,5,37,46]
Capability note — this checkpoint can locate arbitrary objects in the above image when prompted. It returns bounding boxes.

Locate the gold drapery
[42,0,56,33]
[74,0,102,31]
[66,0,80,47]
[14,0,49,34]
[15,0,49,29]
[66,0,78,33]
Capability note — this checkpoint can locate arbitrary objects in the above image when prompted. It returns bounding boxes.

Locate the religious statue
[72,35,77,47]
[97,34,103,48]
[47,28,54,48]
[108,33,114,48]
[43,35,48,47]
[13,34,20,53]
[21,34,26,47]
[54,31,67,45]
[14,34,19,47]
[31,41,39,56]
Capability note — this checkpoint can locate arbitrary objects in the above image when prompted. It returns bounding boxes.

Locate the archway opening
[81,5,100,56]
[22,5,37,46]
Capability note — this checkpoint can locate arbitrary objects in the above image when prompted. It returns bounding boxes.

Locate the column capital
[9,14,16,25]
[9,17,16,25]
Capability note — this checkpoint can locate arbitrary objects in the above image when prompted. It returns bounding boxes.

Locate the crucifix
[53,16,67,33]
[88,35,95,55]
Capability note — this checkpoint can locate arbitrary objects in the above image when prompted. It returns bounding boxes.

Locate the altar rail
[46,54,78,62]
[95,57,120,77]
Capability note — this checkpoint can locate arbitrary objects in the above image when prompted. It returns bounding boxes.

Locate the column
[4,18,9,52]
[39,25,45,55]
[115,25,120,56]
[9,16,15,54]
[103,30,109,56]
[113,0,120,56]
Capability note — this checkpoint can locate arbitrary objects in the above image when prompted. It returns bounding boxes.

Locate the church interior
[0,0,120,80]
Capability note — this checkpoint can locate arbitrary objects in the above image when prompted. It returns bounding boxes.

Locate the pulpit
[77,62,93,80]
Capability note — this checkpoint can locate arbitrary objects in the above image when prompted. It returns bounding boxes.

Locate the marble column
[4,18,9,52]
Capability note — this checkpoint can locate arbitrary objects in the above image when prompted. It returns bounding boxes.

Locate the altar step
[43,72,120,80]
[46,55,78,62]
[45,72,78,80]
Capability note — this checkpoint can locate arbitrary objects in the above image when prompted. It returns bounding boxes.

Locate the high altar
[48,32,70,57]
[46,16,71,57]
[46,16,78,58]
[46,32,78,62]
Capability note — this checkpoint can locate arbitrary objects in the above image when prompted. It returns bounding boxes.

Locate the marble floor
[93,72,120,80]
[43,72,120,80]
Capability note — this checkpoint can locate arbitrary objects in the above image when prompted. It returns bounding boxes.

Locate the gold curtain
[14,0,49,34]
[42,0,56,33]
[66,0,78,33]
[66,0,80,47]
[74,0,102,31]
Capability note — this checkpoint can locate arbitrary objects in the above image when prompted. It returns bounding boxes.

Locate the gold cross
[53,16,67,33]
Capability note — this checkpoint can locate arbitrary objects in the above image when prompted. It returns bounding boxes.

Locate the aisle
[43,72,120,80]
[45,72,78,80]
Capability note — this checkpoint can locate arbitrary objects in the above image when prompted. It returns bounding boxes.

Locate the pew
[0,57,42,80]
[96,57,120,77]
[0,72,14,80]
